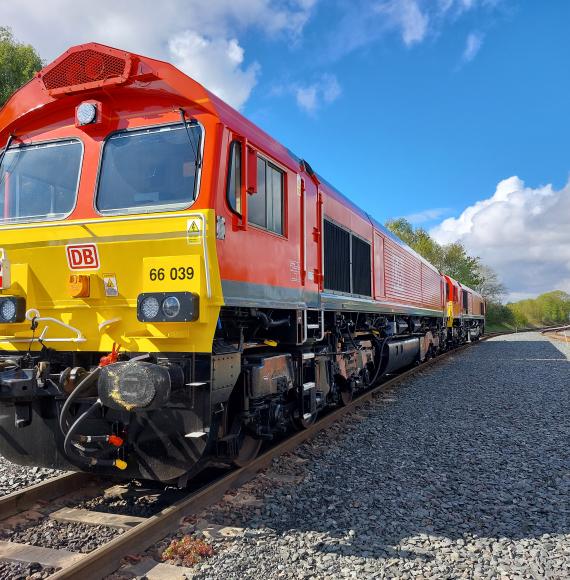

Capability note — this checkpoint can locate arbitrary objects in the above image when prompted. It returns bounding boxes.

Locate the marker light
[76,102,97,126]
[162,296,181,318]
[0,297,26,323]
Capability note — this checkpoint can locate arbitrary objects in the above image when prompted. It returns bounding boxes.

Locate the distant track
[541,325,570,343]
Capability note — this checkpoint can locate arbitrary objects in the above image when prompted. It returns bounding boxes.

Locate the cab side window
[226,141,242,215]
[249,156,284,235]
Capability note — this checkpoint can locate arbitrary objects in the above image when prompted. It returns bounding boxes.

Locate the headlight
[140,296,160,320]
[162,296,181,319]
[0,297,25,323]
[137,292,199,323]
[76,102,97,125]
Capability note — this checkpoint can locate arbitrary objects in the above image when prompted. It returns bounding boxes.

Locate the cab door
[298,165,321,306]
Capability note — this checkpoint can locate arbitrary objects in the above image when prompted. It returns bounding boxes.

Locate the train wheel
[340,389,353,406]
[294,410,318,430]
[335,375,354,406]
[340,382,354,406]
[232,434,262,468]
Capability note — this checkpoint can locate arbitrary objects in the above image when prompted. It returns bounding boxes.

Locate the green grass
[485,322,552,334]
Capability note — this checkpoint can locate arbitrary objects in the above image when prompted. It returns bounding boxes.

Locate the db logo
[66,244,100,271]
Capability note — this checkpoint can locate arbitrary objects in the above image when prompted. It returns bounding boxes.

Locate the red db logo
[66,244,100,271]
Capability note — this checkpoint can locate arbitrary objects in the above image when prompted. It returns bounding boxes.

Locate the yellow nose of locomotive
[0,211,223,354]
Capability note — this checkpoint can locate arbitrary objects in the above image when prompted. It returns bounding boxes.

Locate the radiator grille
[42,49,128,92]
[324,220,350,293]
[352,236,372,296]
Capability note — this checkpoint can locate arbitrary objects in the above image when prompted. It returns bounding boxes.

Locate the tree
[486,301,514,327]
[505,291,570,327]
[475,264,507,302]
[385,218,443,267]
[0,27,42,108]
[385,217,485,289]
[440,242,483,289]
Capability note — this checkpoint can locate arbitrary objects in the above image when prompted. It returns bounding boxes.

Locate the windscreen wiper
[179,108,202,170]
[0,134,14,171]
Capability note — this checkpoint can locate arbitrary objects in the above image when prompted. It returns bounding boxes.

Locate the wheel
[232,434,262,468]
[340,384,354,406]
[294,410,318,430]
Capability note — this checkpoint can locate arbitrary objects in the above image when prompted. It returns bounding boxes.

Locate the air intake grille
[42,49,128,93]
[352,235,372,296]
[324,219,351,293]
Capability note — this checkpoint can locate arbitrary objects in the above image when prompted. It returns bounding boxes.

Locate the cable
[368,335,390,386]
[58,367,101,435]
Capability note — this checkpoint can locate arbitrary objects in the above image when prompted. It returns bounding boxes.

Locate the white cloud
[1,0,317,109]
[438,0,493,16]
[326,0,500,60]
[462,31,484,62]
[404,207,451,224]
[375,0,429,46]
[294,74,342,113]
[431,176,570,299]
[295,86,319,113]
[169,32,260,110]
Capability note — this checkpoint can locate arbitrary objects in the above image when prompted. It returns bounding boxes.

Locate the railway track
[0,334,503,580]
[541,325,570,343]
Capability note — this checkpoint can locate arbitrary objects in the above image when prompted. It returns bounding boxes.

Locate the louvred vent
[41,48,131,95]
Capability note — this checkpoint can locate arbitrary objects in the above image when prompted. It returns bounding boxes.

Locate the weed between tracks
[162,535,215,566]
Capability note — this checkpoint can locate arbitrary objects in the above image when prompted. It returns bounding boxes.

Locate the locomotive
[0,44,485,484]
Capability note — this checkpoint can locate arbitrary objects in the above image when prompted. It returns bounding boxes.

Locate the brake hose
[58,367,101,435]
[63,399,102,466]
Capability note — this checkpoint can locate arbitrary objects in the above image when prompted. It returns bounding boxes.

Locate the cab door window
[226,140,241,215]
[248,156,284,235]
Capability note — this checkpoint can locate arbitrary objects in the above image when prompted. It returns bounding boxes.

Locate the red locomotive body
[0,44,485,482]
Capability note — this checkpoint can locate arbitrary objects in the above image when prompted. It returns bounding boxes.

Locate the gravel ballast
[0,560,57,580]
[171,332,569,579]
[0,518,122,553]
[0,463,62,498]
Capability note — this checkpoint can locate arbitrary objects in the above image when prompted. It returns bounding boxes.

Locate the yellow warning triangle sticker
[190,221,200,232]
[106,279,115,288]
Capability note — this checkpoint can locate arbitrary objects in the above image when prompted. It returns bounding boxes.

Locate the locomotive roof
[0,42,459,284]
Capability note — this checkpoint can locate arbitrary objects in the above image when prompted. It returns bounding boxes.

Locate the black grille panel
[324,220,350,293]
[352,236,372,296]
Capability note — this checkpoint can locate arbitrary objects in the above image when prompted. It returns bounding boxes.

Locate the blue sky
[238,0,569,226]
[4,0,570,298]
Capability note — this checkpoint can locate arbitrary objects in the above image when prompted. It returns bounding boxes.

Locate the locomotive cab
[0,44,226,482]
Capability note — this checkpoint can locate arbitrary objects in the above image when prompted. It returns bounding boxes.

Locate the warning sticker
[187,216,204,245]
[103,273,119,297]
[290,260,300,282]
[0,249,10,290]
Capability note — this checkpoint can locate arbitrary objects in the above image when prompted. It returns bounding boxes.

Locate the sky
[2,0,569,301]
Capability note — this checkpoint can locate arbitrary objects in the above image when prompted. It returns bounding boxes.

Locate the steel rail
[0,472,96,521]
[50,335,501,580]
[541,324,570,334]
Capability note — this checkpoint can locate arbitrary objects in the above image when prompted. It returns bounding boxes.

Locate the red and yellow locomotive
[0,44,484,483]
